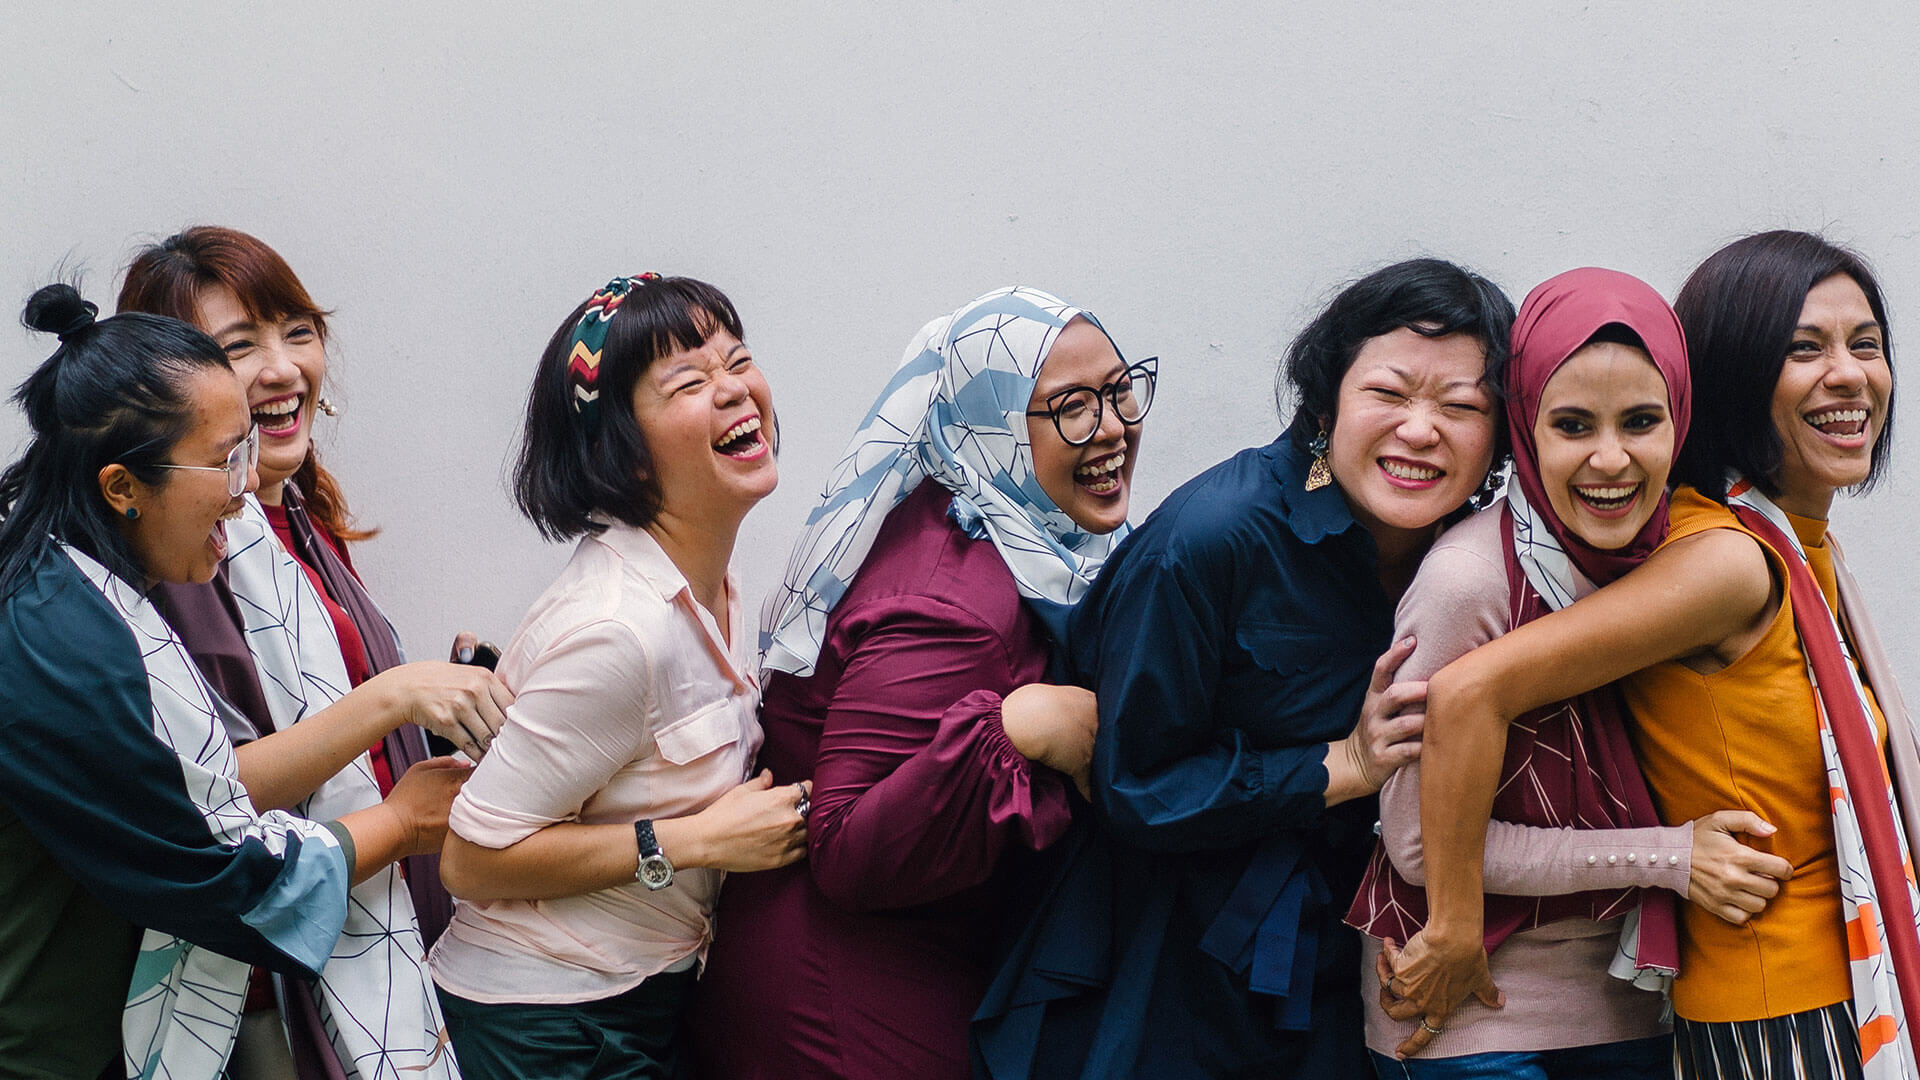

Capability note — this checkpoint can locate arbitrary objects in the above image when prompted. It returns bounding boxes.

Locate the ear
[98,463,149,519]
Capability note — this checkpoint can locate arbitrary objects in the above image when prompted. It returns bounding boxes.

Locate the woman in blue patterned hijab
[696,285,1156,1080]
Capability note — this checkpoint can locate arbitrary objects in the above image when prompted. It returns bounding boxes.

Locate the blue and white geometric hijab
[761,286,1129,677]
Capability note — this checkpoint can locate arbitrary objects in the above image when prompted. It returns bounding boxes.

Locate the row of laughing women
[0,225,1906,1080]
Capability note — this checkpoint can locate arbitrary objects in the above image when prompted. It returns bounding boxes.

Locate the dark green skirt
[437,967,697,1080]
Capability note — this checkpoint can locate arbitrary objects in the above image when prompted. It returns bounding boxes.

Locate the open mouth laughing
[254,393,304,438]
[1075,451,1126,496]
[715,415,769,460]
[1379,457,1443,489]
[1805,407,1869,441]
[1572,482,1641,516]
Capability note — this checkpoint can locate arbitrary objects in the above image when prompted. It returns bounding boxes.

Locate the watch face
[639,855,674,890]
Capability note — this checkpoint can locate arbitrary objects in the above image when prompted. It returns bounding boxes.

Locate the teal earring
[124,507,139,520]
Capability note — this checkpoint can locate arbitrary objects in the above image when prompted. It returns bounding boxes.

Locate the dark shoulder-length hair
[1672,229,1896,502]
[1,283,232,591]
[513,276,745,542]
[117,225,372,541]
[1279,257,1517,456]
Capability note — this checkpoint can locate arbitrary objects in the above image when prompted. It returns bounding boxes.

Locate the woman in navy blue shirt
[977,259,1515,1079]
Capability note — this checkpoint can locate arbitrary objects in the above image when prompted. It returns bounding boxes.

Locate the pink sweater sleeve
[1381,513,1693,897]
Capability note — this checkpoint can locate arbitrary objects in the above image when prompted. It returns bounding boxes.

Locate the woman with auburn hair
[0,284,464,1080]
[118,227,509,1077]
[1386,233,1911,1080]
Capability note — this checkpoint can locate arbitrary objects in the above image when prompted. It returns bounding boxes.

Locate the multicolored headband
[568,272,661,425]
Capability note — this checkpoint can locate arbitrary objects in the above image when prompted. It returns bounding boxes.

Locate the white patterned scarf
[58,544,350,1080]
[761,286,1128,676]
[214,497,458,1078]
[1727,478,1920,1079]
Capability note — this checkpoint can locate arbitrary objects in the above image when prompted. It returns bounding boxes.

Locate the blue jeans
[1369,1034,1672,1079]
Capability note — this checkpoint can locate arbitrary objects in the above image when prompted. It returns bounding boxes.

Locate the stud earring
[316,397,339,417]
[124,507,140,520]
[1305,428,1332,491]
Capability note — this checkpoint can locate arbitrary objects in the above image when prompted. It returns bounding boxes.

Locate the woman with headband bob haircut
[0,285,465,1080]
[1384,234,1911,1078]
[428,273,808,1080]
[693,286,1151,1080]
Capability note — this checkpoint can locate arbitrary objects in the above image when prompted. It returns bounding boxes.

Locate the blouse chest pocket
[653,698,744,765]
[1222,621,1377,745]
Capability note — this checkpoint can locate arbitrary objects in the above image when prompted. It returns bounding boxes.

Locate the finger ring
[1386,976,1401,995]
[1419,1019,1444,1036]
[793,783,811,819]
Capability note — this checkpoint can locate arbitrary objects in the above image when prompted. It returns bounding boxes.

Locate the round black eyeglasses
[1024,358,1158,447]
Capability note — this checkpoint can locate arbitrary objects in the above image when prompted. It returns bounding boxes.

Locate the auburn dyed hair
[118,226,373,541]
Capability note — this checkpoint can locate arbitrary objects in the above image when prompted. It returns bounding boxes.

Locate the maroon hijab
[1506,265,1692,589]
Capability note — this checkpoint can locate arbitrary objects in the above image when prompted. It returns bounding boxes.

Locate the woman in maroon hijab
[1345,269,1788,1076]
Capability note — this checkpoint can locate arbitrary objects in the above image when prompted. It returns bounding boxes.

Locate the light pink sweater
[1360,508,1694,1058]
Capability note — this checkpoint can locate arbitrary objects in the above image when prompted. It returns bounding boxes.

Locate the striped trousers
[1674,1002,1864,1080]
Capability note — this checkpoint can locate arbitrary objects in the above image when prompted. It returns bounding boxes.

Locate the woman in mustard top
[1381,231,1910,1080]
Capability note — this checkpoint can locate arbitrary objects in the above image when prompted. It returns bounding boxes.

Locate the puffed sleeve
[1088,550,1332,851]
[806,595,1073,912]
[0,572,347,978]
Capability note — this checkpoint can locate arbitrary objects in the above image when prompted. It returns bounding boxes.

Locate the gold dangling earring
[1305,428,1332,491]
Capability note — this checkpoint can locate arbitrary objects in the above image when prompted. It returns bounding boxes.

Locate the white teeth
[1075,452,1126,479]
[717,416,761,446]
[1806,408,1868,426]
[1577,484,1638,502]
[1381,460,1440,481]
[254,397,301,416]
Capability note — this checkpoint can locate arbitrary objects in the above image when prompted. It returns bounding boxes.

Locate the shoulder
[839,482,1028,633]
[1401,508,1510,621]
[1117,444,1300,572]
[0,548,145,730]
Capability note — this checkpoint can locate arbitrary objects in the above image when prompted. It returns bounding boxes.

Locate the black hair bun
[22,283,99,341]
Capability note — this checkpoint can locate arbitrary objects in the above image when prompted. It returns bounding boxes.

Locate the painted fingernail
[459,647,475,663]
[1399,636,1415,647]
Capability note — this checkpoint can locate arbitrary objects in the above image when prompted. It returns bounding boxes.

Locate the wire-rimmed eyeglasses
[152,425,259,497]
[1024,358,1158,447]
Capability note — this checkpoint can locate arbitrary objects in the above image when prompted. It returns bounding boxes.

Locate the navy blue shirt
[975,428,1393,1079]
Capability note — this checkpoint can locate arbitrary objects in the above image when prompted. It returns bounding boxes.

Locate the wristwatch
[634,819,674,891]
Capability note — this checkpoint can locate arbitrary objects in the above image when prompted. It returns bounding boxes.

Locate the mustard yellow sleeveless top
[1623,486,1885,1022]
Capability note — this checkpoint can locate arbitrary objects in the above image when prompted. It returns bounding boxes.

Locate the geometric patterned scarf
[760,285,1128,675]
[218,497,459,1079]
[51,542,352,1080]
[1728,477,1920,1079]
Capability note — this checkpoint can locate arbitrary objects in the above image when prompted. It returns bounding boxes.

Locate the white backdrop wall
[4,3,1914,678]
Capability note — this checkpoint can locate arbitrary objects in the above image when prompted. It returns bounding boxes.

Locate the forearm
[439,824,639,901]
[810,691,1069,910]
[1322,739,1373,806]
[236,681,400,811]
[440,814,732,902]
[1417,668,1507,947]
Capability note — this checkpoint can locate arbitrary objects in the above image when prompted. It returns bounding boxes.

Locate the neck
[645,507,744,627]
[1368,521,1438,602]
[1770,481,1836,522]
[257,479,288,506]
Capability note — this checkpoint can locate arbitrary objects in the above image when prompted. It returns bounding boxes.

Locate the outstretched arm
[1385,526,1776,1057]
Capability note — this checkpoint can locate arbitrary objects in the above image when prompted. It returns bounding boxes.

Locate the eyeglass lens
[1054,364,1156,445]
[223,427,259,496]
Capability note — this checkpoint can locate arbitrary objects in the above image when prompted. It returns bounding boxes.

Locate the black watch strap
[634,818,660,857]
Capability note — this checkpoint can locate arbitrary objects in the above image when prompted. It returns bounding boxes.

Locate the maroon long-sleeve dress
[691,480,1076,1079]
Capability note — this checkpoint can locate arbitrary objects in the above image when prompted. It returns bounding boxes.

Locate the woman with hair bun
[119,226,508,1077]
[428,273,807,1079]
[0,284,464,1080]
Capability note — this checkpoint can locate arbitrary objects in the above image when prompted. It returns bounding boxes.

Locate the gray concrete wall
[3,2,1913,676]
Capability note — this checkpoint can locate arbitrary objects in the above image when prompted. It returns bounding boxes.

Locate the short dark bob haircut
[514,275,745,542]
[1279,257,1517,457]
[0,283,231,591]
[1672,230,1896,502]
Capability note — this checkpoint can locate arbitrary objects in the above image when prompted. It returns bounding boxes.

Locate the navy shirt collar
[1261,420,1363,545]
